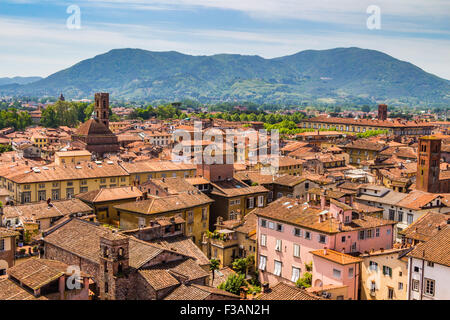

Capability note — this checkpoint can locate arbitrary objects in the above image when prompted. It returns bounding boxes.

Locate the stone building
[42,218,210,300]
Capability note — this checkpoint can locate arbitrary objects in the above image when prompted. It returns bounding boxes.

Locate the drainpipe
[420,257,425,300]
[407,257,413,300]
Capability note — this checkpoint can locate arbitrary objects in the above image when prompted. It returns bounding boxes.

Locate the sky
[0,0,449,79]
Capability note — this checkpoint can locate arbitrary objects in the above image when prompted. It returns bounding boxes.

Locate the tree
[296,272,312,288]
[232,255,254,276]
[209,258,220,285]
[218,273,246,295]
[361,105,371,113]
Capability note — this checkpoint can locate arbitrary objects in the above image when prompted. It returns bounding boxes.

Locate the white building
[407,225,450,300]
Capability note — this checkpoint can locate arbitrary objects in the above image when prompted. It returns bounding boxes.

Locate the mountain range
[1,47,449,106]
[0,76,42,86]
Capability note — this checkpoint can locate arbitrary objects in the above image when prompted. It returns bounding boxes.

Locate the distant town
[0,91,448,301]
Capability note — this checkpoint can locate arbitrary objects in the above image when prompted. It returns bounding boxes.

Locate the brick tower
[95,92,110,128]
[378,104,387,121]
[416,136,441,193]
[99,233,129,300]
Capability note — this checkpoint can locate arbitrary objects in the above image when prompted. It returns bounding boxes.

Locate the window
[257,195,264,207]
[427,261,434,267]
[341,236,346,243]
[66,188,74,199]
[100,178,106,184]
[389,209,395,221]
[259,255,267,271]
[397,212,403,222]
[275,239,282,252]
[247,197,254,209]
[201,208,207,221]
[52,189,60,200]
[383,266,392,277]
[370,281,376,292]
[348,267,354,278]
[412,280,419,292]
[291,267,300,283]
[38,183,45,189]
[81,180,87,185]
[38,190,46,201]
[294,228,302,237]
[293,244,300,258]
[369,261,378,272]
[305,231,311,240]
[261,219,267,228]
[359,230,365,240]
[67,181,73,187]
[318,234,327,244]
[80,187,88,193]
[407,214,414,225]
[376,228,380,237]
[260,234,267,247]
[187,211,194,224]
[0,239,4,251]
[138,217,145,228]
[424,279,435,296]
[388,287,394,300]
[276,223,283,232]
[268,221,275,230]
[274,260,282,276]
[398,282,403,290]
[333,269,341,279]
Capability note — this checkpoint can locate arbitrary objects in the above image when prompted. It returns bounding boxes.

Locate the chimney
[262,282,269,293]
[323,247,327,255]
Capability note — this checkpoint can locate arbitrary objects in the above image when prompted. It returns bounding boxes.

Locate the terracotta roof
[234,171,274,185]
[8,258,91,290]
[164,283,239,300]
[149,235,210,266]
[55,150,92,157]
[77,186,143,203]
[138,269,180,291]
[75,119,114,136]
[211,179,268,198]
[0,278,46,300]
[43,218,170,268]
[254,197,395,234]
[2,161,128,184]
[343,140,386,152]
[399,211,449,242]
[119,161,195,174]
[311,248,362,265]
[144,258,209,283]
[407,225,450,266]
[3,199,93,222]
[142,177,199,195]
[302,116,434,128]
[114,192,213,215]
[257,282,323,300]
[273,175,306,187]
[0,227,19,239]
[211,267,236,288]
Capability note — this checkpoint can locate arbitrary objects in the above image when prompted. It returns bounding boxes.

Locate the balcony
[207,230,238,248]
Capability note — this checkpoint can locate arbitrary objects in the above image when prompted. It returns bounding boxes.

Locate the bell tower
[99,233,129,300]
[416,136,441,193]
[95,92,110,128]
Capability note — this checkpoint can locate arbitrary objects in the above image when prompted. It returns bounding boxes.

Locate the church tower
[95,92,110,128]
[416,136,441,193]
[99,233,129,300]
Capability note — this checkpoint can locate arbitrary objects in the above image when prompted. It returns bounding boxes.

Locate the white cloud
[0,11,448,79]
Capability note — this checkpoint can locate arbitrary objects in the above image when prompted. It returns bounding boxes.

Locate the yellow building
[31,134,48,148]
[342,140,386,165]
[77,185,143,226]
[115,192,213,247]
[253,156,303,176]
[360,248,409,300]
[203,212,257,268]
[54,150,92,166]
[0,161,129,204]
[119,161,196,184]
[299,117,433,136]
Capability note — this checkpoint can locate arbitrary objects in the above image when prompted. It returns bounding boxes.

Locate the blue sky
[0,0,449,79]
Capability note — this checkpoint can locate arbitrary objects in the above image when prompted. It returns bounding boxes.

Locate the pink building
[255,197,396,300]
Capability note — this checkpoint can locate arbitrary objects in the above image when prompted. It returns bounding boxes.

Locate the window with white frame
[275,239,282,252]
[369,261,378,272]
[293,244,300,258]
[412,280,419,291]
[259,255,267,271]
[260,234,267,247]
[424,278,435,296]
[248,197,254,209]
[257,195,264,207]
[291,267,300,283]
[268,221,275,229]
[318,234,327,244]
[274,260,282,276]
